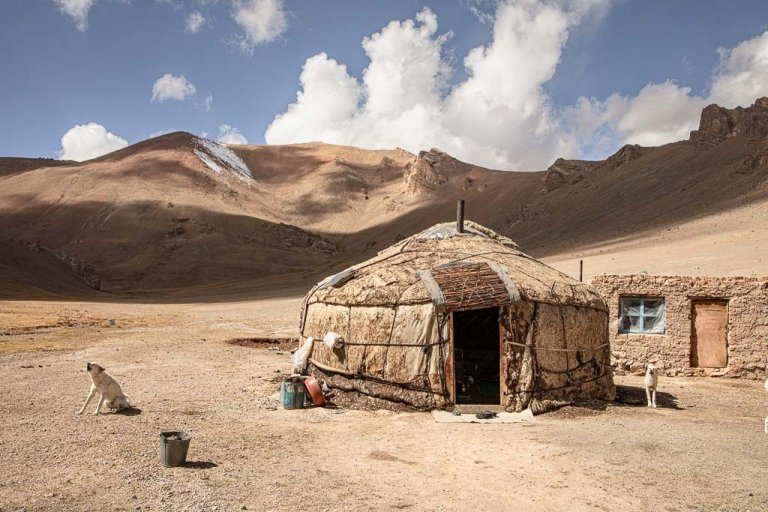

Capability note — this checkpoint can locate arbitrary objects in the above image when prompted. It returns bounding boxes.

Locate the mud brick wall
[591,275,768,380]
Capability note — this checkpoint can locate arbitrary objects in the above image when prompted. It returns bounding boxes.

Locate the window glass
[618,297,665,334]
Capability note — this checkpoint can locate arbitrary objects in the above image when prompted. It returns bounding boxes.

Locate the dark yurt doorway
[452,307,502,405]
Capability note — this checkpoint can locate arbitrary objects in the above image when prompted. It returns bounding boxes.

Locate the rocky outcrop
[505,203,550,227]
[25,242,101,290]
[544,99,768,192]
[265,224,339,254]
[542,145,646,193]
[54,250,102,290]
[740,142,768,172]
[402,149,452,195]
[690,97,768,145]
[542,158,597,192]
[603,144,648,169]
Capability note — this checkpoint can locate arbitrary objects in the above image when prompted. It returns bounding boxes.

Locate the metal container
[280,377,306,409]
[303,375,326,407]
[159,431,192,467]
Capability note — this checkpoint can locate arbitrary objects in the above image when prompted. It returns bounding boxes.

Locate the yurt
[299,217,615,412]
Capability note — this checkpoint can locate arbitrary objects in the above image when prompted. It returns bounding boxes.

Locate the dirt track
[1,298,766,512]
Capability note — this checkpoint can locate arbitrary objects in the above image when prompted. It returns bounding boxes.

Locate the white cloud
[465,0,497,25]
[54,0,95,31]
[202,92,213,112]
[610,83,706,147]
[709,31,768,108]
[216,125,248,145]
[266,1,609,170]
[185,11,205,33]
[232,0,288,52]
[267,1,768,170]
[151,74,197,103]
[58,123,129,161]
[443,1,578,168]
[266,53,361,143]
[571,82,707,149]
[570,30,768,157]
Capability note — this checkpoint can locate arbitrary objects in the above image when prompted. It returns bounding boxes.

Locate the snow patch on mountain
[194,138,252,180]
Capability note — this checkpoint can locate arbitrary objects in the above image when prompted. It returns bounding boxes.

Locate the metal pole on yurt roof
[457,199,465,233]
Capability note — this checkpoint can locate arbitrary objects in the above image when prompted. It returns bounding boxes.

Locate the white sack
[292,337,314,373]
[323,331,345,350]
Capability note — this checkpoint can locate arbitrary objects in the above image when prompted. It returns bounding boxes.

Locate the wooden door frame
[444,307,505,406]
[446,313,456,404]
[690,298,729,368]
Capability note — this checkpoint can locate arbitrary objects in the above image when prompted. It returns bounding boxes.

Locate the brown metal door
[691,300,728,368]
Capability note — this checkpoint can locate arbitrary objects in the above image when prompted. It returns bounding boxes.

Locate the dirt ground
[1,297,766,512]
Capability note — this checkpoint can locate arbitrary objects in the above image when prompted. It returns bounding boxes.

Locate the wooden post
[457,199,465,233]
[579,259,583,282]
[447,312,456,405]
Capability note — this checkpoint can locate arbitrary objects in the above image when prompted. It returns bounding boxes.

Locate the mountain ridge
[2,99,768,298]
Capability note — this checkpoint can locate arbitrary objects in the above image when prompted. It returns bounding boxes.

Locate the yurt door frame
[446,306,505,406]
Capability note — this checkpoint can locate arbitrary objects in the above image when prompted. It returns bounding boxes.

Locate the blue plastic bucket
[280,378,306,409]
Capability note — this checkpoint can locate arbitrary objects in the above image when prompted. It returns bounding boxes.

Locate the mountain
[0,134,344,297]
[2,99,768,298]
[530,98,768,257]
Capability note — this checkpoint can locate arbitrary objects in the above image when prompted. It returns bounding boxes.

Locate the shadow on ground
[114,407,143,416]
[184,461,218,469]
[614,384,683,410]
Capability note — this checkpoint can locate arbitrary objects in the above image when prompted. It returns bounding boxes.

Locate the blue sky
[2,0,768,169]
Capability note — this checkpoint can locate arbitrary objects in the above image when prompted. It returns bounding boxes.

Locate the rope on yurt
[378,294,401,383]
[309,358,437,394]
[503,341,611,352]
[301,250,427,335]
[528,306,540,398]
[340,339,449,347]
[519,302,611,395]
[392,283,443,409]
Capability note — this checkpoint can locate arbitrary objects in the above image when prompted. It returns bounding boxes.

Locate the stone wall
[591,275,768,380]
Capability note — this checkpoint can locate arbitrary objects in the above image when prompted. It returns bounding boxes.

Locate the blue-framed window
[619,297,665,334]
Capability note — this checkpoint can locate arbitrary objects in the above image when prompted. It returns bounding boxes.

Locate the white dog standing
[644,363,659,408]
[77,363,131,415]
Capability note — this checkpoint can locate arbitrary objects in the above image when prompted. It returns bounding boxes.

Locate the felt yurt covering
[299,221,615,411]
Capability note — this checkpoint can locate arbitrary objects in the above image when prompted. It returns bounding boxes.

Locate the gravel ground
[0,298,766,512]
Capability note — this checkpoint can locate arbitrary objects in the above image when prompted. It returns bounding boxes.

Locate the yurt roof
[306,221,606,311]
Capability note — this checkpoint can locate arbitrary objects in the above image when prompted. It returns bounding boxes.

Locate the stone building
[591,274,768,379]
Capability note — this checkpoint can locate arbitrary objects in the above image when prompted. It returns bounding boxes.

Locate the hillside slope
[0,133,341,296]
[2,99,768,298]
